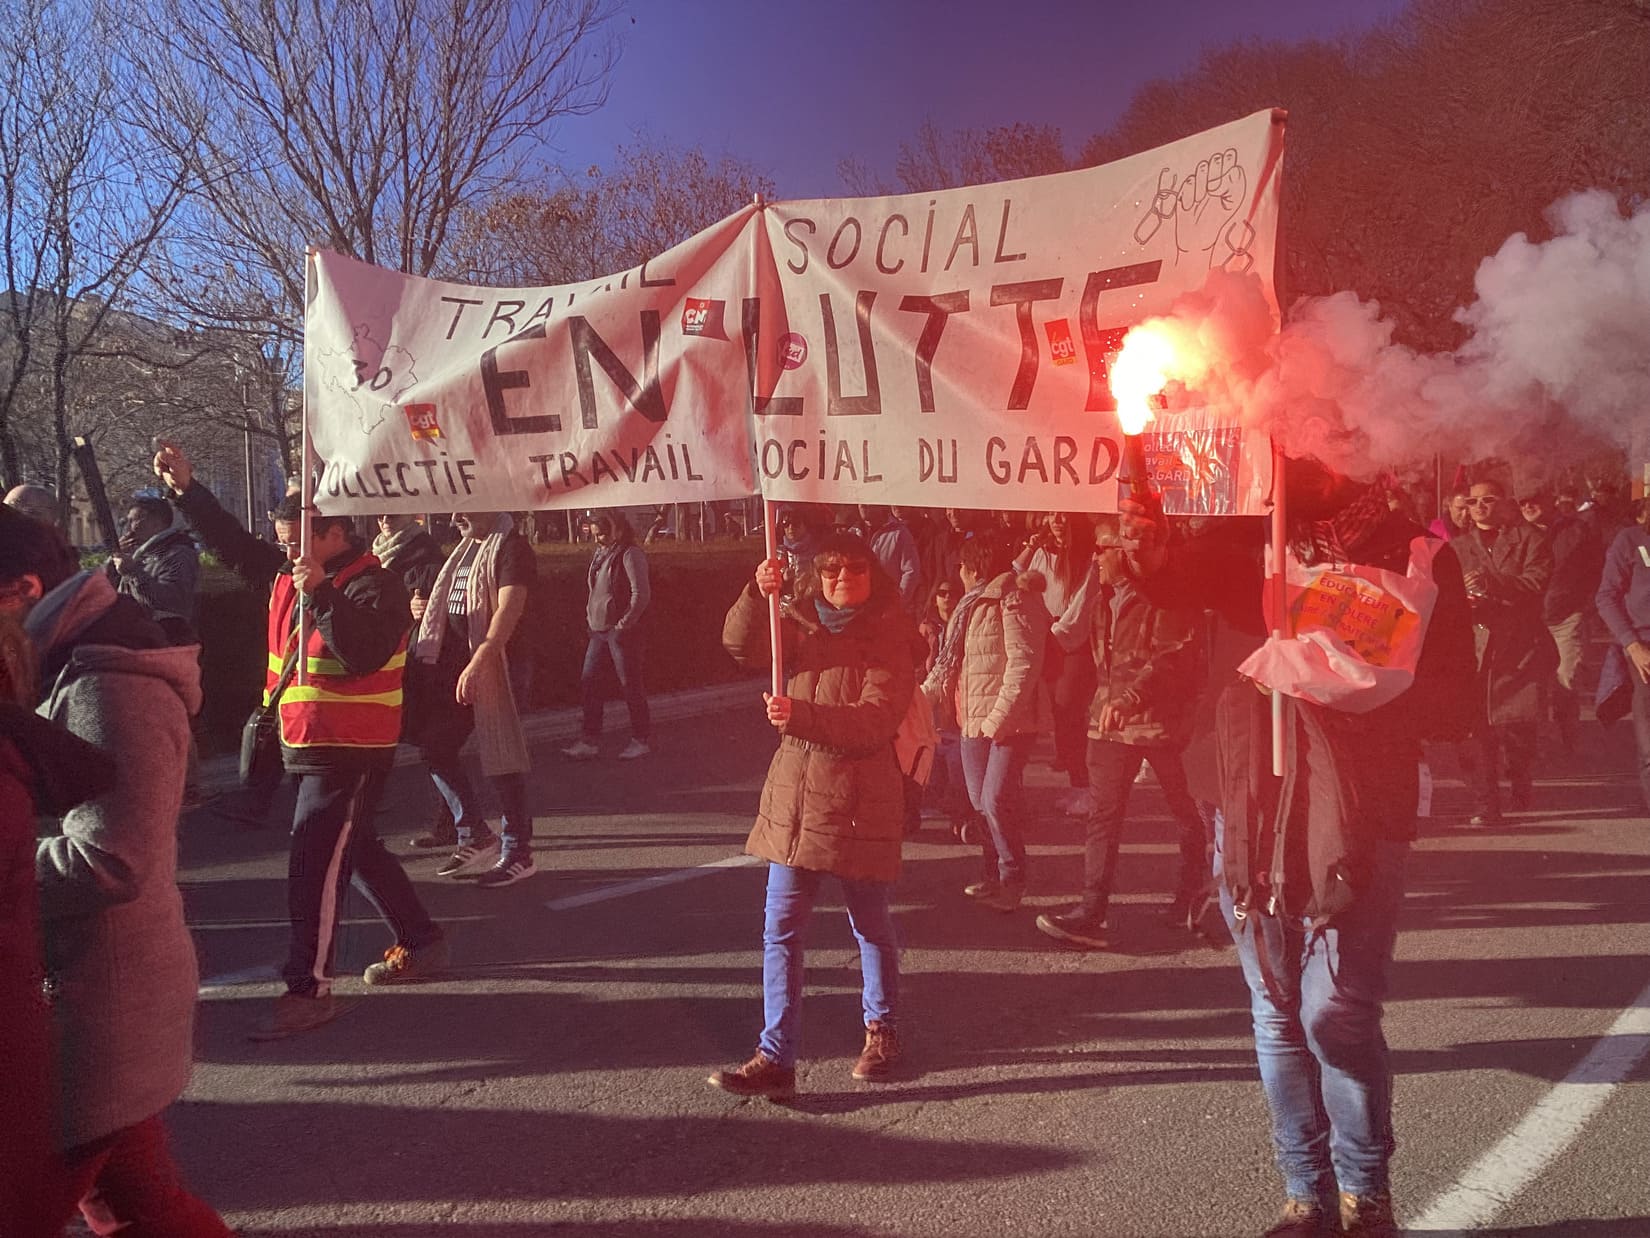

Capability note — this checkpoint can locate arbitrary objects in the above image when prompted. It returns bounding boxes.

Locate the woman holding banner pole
[711,531,920,1097]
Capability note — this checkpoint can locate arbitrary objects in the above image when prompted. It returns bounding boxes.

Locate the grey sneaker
[363,934,450,986]
[1035,907,1109,948]
[617,738,652,760]
[561,738,599,760]
[436,837,501,877]
[475,854,537,888]
[978,882,1025,912]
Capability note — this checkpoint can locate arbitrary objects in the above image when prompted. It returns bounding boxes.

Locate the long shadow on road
[239,1223,888,1238]
[167,1099,1084,1213]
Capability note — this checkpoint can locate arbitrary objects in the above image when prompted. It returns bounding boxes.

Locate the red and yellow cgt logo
[402,403,443,441]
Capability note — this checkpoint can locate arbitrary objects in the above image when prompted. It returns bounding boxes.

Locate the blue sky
[547,0,1411,198]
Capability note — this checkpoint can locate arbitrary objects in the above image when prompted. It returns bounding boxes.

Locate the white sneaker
[561,739,599,760]
[617,739,652,760]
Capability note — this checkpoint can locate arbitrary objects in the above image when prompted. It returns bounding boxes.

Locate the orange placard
[1289,572,1418,667]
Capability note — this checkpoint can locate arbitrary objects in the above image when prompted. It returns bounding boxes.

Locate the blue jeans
[759,863,900,1069]
[959,732,1032,885]
[580,629,651,740]
[1215,819,1408,1202]
[1632,668,1650,812]
[428,760,531,857]
[414,661,533,857]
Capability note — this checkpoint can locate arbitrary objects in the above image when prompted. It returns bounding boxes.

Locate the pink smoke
[1144,190,1650,480]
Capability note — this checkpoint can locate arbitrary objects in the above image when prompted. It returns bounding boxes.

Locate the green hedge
[195,541,765,754]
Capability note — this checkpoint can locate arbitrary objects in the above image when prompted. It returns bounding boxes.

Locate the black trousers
[284,766,438,996]
[1079,739,1207,920]
[1460,722,1537,815]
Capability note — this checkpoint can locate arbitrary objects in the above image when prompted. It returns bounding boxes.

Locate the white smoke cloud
[1146,189,1650,481]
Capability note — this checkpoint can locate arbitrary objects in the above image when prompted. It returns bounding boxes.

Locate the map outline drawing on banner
[316,322,421,439]
[1132,147,1255,274]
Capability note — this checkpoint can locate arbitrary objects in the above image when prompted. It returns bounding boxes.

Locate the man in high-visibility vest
[155,443,445,1041]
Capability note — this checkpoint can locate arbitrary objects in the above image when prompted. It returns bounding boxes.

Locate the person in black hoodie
[154,443,445,1041]
[1127,460,1476,1238]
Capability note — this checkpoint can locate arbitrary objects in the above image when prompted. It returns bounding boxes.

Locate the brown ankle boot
[852,1020,899,1081]
[1339,1191,1396,1237]
[1262,1199,1337,1237]
[707,1051,795,1100]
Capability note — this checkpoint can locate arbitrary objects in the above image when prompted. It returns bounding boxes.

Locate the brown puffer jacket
[926,571,1052,740]
[723,583,921,884]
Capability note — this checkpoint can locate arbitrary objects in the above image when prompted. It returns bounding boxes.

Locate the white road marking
[1409,976,1650,1232]
[198,962,281,991]
[545,854,762,911]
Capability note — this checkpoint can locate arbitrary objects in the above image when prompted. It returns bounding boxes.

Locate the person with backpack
[1125,462,1476,1238]
[710,532,921,1097]
[923,531,1051,912]
[563,511,653,761]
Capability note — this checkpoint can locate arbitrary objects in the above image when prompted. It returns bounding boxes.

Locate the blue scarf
[814,596,862,633]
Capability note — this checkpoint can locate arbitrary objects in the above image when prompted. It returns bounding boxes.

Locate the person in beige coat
[710,532,921,1099]
[924,532,1051,911]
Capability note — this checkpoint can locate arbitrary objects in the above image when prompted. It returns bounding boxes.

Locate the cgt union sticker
[680,297,728,340]
[1045,318,1077,367]
[401,403,443,441]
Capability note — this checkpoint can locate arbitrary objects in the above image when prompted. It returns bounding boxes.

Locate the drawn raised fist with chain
[1134,148,1253,272]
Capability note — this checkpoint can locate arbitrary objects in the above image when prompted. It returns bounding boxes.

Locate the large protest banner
[754,108,1284,514]
[303,208,764,515]
[303,109,1284,516]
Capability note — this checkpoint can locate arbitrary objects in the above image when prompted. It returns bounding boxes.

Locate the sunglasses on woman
[818,560,870,580]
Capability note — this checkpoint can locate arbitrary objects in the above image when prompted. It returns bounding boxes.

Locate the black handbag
[239,645,300,789]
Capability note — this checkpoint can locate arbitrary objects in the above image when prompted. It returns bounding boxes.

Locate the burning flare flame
[1109,323,1179,435]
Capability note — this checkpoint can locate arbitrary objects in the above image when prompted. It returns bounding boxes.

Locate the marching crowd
[2,446,1647,1236]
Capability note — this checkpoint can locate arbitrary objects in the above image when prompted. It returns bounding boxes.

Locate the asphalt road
[164,696,1650,1238]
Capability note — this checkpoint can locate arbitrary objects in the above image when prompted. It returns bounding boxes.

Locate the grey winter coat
[31,572,202,1149]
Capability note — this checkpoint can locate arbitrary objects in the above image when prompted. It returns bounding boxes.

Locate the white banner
[303,209,763,515]
[303,109,1285,516]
